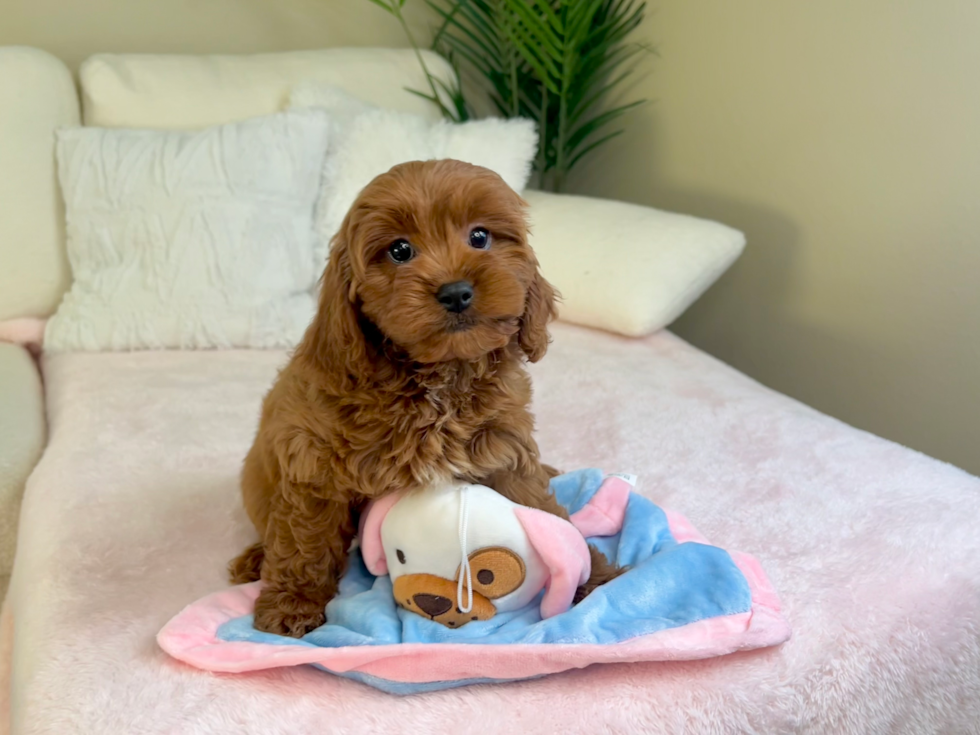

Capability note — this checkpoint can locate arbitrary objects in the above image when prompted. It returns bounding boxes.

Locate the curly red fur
[230,160,621,637]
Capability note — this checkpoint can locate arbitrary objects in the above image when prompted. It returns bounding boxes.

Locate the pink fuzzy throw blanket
[3,324,979,733]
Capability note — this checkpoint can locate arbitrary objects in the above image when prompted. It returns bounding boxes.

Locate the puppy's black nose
[436,281,474,313]
[413,593,453,617]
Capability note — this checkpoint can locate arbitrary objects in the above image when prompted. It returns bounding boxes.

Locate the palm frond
[567,98,645,154]
[365,0,397,12]
[365,0,650,191]
[568,128,623,169]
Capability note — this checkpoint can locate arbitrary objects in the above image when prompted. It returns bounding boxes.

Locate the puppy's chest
[401,385,489,454]
[362,383,503,485]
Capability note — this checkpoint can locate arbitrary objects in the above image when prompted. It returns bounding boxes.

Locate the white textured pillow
[289,82,537,262]
[46,111,329,351]
[524,190,746,337]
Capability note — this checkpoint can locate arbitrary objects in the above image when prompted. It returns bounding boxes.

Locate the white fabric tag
[607,473,638,486]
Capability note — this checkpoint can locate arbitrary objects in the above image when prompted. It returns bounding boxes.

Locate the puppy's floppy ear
[302,216,369,377]
[518,260,558,363]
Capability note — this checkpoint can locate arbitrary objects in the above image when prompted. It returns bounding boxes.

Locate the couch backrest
[0,47,80,321]
[81,48,452,129]
[0,47,454,320]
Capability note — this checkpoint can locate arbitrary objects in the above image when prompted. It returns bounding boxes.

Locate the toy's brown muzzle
[393,546,528,628]
[393,574,496,628]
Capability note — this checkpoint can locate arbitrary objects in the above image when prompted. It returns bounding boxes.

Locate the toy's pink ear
[358,493,402,576]
[514,507,591,619]
[569,476,632,538]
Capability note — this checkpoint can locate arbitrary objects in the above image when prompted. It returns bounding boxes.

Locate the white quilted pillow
[46,111,329,351]
[288,82,537,263]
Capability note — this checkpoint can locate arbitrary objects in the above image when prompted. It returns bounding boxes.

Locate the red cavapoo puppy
[230,159,622,636]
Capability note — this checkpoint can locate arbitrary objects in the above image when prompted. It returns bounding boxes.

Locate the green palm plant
[366,0,649,192]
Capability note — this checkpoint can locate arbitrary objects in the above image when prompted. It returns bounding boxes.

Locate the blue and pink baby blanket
[158,469,790,694]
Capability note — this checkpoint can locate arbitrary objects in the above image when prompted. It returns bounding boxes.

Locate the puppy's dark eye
[387,240,415,263]
[396,549,406,564]
[468,227,491,250]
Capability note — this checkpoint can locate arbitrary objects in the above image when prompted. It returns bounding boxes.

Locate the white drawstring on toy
[456,485,473,613]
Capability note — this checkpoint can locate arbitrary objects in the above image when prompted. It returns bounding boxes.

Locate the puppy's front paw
[253,589,327,637]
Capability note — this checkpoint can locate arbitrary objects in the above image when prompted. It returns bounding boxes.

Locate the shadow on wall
[680,281,980,476]
[653,190,803,379]
[568,114,807,384]
[639,180,977,471]
[568,112,979,475]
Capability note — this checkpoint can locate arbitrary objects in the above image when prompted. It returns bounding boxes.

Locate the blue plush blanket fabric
[214,469,756,693]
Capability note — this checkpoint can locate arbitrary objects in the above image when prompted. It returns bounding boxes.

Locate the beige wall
[1,0,977,474]
[574,0,980,475]
[0,0,425,70]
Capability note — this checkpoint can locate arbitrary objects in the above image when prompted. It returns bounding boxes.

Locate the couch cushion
[0,47,80,321]
[524,190,746,337]
[81,48,455,129]
[0,344,45,577]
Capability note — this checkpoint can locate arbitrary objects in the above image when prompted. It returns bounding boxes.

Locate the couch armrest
[0,47,80,321]
[0,344,45,577]
[524,190,745,337]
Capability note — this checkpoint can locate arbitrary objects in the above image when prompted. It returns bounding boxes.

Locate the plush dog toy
[358,476,633,628]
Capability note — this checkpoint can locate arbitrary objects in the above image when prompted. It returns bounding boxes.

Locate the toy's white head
[359,482,591,628]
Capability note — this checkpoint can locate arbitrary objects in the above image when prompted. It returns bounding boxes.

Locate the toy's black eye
[477,569,494,585]
[468,227,491,250]
[396,549,406,564]
[387,240,414,263]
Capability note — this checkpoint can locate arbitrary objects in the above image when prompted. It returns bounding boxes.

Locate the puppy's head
[311,160,557,368]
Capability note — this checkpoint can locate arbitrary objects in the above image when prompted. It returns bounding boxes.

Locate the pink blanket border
[158,510,791,684]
